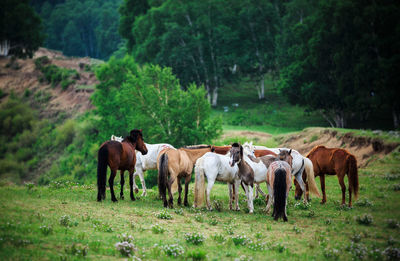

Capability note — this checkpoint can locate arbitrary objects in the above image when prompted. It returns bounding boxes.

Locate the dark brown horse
[294,145,359,207]
[97,129,148,202]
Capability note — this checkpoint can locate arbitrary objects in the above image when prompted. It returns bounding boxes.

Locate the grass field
[0,148,399,260]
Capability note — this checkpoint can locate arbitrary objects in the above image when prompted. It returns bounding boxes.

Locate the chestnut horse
[294,145,359,207]
[158,145,214,208]
[97,129,148,202]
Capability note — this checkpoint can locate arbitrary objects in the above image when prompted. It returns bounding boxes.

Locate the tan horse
[157,145,214,208]
[266,160,292,221]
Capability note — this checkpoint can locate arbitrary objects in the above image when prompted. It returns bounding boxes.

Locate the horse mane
[306,145,326,157]
[122,129,143,143]
[247,154,261,163]
[231,142,240,147]
[182,145,212,150]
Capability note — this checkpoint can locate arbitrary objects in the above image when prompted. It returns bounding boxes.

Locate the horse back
[254,149,277,158]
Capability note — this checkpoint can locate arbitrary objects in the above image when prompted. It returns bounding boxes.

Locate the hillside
[0,48,100,119]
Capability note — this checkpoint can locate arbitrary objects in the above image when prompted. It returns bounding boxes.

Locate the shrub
[212,199,223,212]
[350,233,362,243]
[248,241,266,251]
[151,224,166,234]
[155,209,173,220]
[65,243,89,257]
[212,234,226,243]
[194,213,204,222]
[323,248,340,260]
[356,214,373,225]
[208,217,218,226]
[386,219,400,229]
[273,243,286,253]
[346,242,368,260]
[383,247,400,260]
[184,232,205,245]
[59,215,72,227]
[355,198,374,207]
[161,244,185,257]
[187,249,207,260]
[231,235,250,246]
[293,225,302,234]
[115,241,137,257]
[174,208,184,215]
[294,201,311,210]
[118,233,134,243]
[39,225,53,235]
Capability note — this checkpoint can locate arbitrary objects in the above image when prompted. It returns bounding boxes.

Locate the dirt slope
[279,128,399,167]
[0,48,101,118]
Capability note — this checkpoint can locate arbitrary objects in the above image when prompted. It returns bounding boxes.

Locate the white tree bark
[0,40,10,56]
[211,86,218,107]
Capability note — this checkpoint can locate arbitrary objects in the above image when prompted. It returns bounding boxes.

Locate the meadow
[0,146,399,260]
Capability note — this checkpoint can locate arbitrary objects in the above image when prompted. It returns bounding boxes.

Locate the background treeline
[30,0,400,129]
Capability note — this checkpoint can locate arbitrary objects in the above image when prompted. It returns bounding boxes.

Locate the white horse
[193,145,255,213]
[244,142,320,201]
[110,135,174,196]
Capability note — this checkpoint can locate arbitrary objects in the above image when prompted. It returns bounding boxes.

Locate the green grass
[0,150,399,260]
[222,125,301,135]
[331,128,400,144]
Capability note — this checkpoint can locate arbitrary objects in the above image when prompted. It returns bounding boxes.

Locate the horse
[245,142,321,202]
[97,129,148,202]
[294,145,359,207]
[265,160,292,221]
[158,145,214,208]
[193,143,255,213]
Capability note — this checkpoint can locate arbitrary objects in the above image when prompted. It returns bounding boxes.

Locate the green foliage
[187,249,207,260]
[184,232,205,245]
[35,60,77,89]
[155,209,172,220]
[93,56,221,146]
[356,214,374,226]
[0,0,45,58]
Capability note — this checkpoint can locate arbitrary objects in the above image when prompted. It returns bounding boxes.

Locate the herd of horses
[97,129,359,221]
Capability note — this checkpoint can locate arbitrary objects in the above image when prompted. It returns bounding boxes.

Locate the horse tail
[273,168,287,221]
[97,145,108,201]
[158,153,168,202]
[347,154,359,200]
[304,158,321,198]
[194,158,205,207]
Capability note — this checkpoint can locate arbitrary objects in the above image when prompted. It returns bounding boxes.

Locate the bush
[151,224,166,234]
[212,199,223,212]
[355,198,374,207]
[386,219,400,229]
[356,214,373,225]
[155,209,173,220]
[184,232,205,245]
[115,241,137,257]
[187,249,207,260]
[65,243,89,257]
[39,225,53,235]
[383,247,400,260]
[231,235,250,246]
[55,120,76,148]
[212,234,226,243]
[161,244,184,257]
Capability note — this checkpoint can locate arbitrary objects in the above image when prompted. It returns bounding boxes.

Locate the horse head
[229,142,243,167]
[278,149,293,167]
[243,141,255,157]
[129,129,148,155]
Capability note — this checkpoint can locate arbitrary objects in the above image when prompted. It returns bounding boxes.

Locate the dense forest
[28,0,400,129]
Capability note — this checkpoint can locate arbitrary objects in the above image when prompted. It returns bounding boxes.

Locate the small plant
[212,199,223,212]
[293,225,302,234]
[355,198,374,207]
[161,244,185,257]
[212,233,226,243]
[350,233,362,243]
[346,242,368,260]
[356,214,373,225]
[255,232,263,239]
[118,233,134,243]
[223,224,234,235]
[248,240,266,251]
[115,241,137,257]
[174,208,184,215]
[155,209,173,220]
[39,225,53,235]
[383,246,400,260]
[231,234,250,246]
[391,183,400,191]
[151,224,166,234]
[273,242,286,253]
[65,243,89,257]
[307,210,315,218]
[25,182,35,191]
[59,215,71,227]
[253,198,265,206]
[184,232,205,245]
[325,218,333,225]
[194,213,204,223]
[323,247,340,260]
[208,217,218,226]
[294,201,311,210]
[187,249,207,260]
[386,219,400,229]
[384,173,400,180]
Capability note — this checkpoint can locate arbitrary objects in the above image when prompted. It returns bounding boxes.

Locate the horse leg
[283,191,288,222]
[139,170,147,196]
[167,177,175,208]
[129,171,136,201]
[295,174,307,203]
[320,174,326,204]
[177,179,182,206]
[109,169,117,202]
[266,184,273,214]
[184,175,190,207]
[228,183,233,210]
[338,174,346,206]
[132,172,139,194]
[234,179,240,211]
[120,170,125,200]
[206,178,216,210]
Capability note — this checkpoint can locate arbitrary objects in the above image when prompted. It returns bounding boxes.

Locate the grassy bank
[0,149,399,260]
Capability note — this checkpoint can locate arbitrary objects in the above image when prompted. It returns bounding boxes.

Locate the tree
[92,55,221,146]
[0,0,45,57]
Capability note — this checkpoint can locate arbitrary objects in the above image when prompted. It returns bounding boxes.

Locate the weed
[294,201,311,210]
[151,224,166,234]
[386,219,400,229]
[194,213,204,222]
[383,247,400,260]
[208,217,219,226]
[155,209,173,220]
[184,232,205,245]
[65,243,89,257]
[323,247,340,260]
[384,173,400,180]
[161,244,185,257]
[350,233,362,243]
[356,214,373,225]
[174,208,184,215]
[212,233,226,243]
[212,199,224,211]
[254,232,263,239]
[325,218,333,225]
[224,224,234,235]
[187,249,207,260]
[231,234,250,246]
[118,233,134,243]
[355,198,374,207]
[115,241,137,257]
[392,183,400,191]
[248,240,266,251]
[39,225,53,235]
[59,215,72,227]
[273,242,286,253]
[346,242,368,260]
[293,225,302,234]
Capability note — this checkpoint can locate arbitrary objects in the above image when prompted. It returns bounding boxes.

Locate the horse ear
[279,149,282,153]
[240,145,243,156]
[289,149,292,155]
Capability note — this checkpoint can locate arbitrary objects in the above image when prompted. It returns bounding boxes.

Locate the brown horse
[158,145,214,208]
[97,129,148,202]
[254,149,277,158]
[294,145,359,207]
[212,145,231,155]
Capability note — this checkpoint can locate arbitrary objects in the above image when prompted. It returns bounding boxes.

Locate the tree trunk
[333,110,346,128]
[0,40,10,56]
[258,74,265,100]
[393,106,399,129]
[211,86,218,107]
